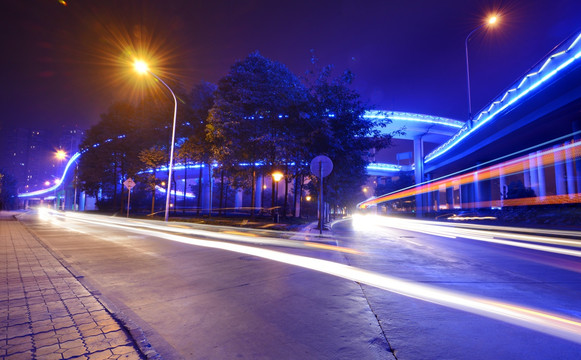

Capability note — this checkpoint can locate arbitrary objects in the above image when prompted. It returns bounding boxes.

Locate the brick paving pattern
[0,214,144,360]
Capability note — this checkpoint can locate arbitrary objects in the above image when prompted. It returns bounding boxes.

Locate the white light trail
[38,210,581,345]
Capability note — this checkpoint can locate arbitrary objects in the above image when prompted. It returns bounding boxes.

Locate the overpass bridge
[360,30,581,214]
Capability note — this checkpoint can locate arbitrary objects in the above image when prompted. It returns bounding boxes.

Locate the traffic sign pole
[123,178,136,218]
[310,156,333,235]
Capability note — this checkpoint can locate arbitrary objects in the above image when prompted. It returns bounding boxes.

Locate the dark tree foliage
[505,180,536,199]
[303,65,396,208]
[0,171,18,210]
[77,72,194,211]
[208,52,308,210]
[78,102,140,210]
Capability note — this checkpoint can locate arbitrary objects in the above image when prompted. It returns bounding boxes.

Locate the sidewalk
[0,212,144,360]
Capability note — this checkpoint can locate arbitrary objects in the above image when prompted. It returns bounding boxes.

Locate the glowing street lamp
[134,59,178,222]
[465,14,500,127]
[271,171,284,219]
[272,172,284,183]
[55,149,67,160]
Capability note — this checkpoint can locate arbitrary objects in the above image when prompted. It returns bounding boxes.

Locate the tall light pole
[271,171,283,221]
[465,15,498,128]
[55,149,67,210]
[134,60,178,222]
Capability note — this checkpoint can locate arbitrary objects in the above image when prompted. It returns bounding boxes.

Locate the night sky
[2,0,580,131]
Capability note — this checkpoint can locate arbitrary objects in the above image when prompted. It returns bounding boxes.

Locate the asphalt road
[19,211,392,360]
[18,210,581,359]
[334,215,581,360]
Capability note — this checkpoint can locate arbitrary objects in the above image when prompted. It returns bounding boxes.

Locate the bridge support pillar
[414,136,424,217]
[536,151,547,201]
[255,175,263,212]
[235,188,243,210]
[528,154,540,197]
[426,173,433,214]
[573,120,581,196]
[473,170,480,209]
[499,166,507,208]
[565,141,576,198]
[554,145,567,196]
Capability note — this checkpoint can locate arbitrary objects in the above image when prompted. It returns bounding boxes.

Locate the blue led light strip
[19,152,82,197]
[364,110,464,128]
[425,32,581,164]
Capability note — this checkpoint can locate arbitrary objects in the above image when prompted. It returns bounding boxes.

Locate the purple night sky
[2,0,580,131]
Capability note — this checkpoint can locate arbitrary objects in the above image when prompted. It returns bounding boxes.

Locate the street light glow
[55,149,67,160]
[134,60,149,74]
[488,15,498,25]
[272,172,283,182]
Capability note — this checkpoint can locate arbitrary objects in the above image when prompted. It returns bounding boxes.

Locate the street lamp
[54,150,67,210]
[271,171,284,220]
[465,14,499,127]
[134,59,178,222]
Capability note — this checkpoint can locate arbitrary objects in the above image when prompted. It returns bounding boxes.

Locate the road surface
[18,210,581,359]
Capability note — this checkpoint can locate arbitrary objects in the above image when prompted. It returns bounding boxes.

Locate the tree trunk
[183,160,188,213]
[197,165,203,215]
[293,174,298,217]
[151,171,156,215]
[219,168,224,215]
[250,168,256,219]
[283,175,289,218]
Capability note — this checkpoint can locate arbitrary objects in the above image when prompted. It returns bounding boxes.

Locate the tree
[303,65,397,209]
[138,146,169,215]
[0,171,18,210]
[505,180,536,199]
[207,52,308,214]
[78,102,141,211]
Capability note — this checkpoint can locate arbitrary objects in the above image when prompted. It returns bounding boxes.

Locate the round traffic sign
[310,155,333,178]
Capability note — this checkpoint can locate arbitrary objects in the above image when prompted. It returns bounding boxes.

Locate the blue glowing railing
[19,110,441,198]
[363,110,464,129]
[425,31,581,164]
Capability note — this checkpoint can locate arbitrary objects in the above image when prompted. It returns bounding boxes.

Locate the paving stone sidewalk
[0,212,144,360]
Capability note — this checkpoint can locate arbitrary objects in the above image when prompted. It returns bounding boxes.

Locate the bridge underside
[425,51,581,178]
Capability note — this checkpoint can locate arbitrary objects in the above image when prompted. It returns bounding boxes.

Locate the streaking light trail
[37,210,581,345]
[359,139,581,209]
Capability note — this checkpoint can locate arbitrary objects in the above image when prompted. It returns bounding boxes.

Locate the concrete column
[573,120,581,196]
[426,173,433,213]
[255,175,263,211]
[529,154,539,197]
[473,171,480,209]
[554,145,566,196]
[413,136,424,217]
[446,187,454,210]
[499,166,507,208]
[565,142,576,198]
[234,188,243,210]
[80,191,86,211]
[536,151,546,200]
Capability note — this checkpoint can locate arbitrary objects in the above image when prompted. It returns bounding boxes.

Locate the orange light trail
[359,140,581,209]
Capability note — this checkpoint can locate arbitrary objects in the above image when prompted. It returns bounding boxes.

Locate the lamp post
[134,60,178,222]
[271,171,283,221]
[55,149,67,210]
[465,15,498,128]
